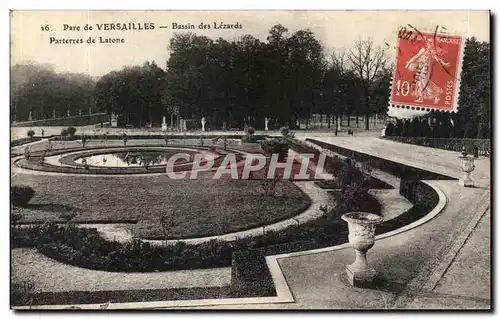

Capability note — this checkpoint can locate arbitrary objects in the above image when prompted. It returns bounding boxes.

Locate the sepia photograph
[9,9,491,310]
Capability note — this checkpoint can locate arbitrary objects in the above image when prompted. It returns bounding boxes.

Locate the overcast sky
[11,10,489,77]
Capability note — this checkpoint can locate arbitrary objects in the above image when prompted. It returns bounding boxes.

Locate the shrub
[337,158,373,211]
[23,146,31,160]
[27,130,35,138]
[11,186,35,207]
[260,138,289,161]
[61,128,69,137]
[384,123,395,136]
[280,126,290,137]
[67,127,77,137]
[246,126,255,135]
[241,135,259,143]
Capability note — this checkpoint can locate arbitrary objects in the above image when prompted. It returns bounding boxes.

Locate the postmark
[389,25,464,112]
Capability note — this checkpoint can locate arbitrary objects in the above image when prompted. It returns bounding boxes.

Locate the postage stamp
[389,27,465,112]
[9,10,490,311]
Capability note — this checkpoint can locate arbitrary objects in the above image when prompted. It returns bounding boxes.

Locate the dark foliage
[11,186,35,207]
[383,136,490,153]
[66,127,77,137]
[260,138,290,161]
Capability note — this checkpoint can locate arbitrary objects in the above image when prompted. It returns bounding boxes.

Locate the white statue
[67,109,70,117]
[161,116,167,132]
[265,117,269,131]
[201,117,206,132]
[110,113,118,127]
[52,109,56,119]
[28,111,32,121]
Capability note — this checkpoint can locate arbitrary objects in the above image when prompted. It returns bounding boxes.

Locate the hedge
[307,138,456,181]
[10,137,42,147]
[11,113,109,127]
[375,179,439,235]
[383,136,490,153]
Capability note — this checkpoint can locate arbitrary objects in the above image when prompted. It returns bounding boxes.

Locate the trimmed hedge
[307,138,456,181]
[11,113,109,127]
[383,136,490,153]
[375,179,439,235]
[10,137,42,147]
[74,134,268,140]
[288,139,393,190]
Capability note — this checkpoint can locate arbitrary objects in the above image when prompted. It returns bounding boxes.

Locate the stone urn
[458,155,475,187]
[341,212,384,287]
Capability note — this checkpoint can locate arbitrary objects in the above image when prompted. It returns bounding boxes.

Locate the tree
[10,62,96,122]
[457,37,490,138]
[95,62,166,127]
[347,38,389,130]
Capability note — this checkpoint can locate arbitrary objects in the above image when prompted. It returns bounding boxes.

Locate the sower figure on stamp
[405,38,450,104]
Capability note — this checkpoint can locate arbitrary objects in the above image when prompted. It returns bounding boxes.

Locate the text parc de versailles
[49,22,243,44]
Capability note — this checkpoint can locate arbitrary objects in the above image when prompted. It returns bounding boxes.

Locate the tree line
[11,26,490,138]
[10,63,97,122]
[94,24,392,129]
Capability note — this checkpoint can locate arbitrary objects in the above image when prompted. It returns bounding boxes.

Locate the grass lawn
[12,173,311,239]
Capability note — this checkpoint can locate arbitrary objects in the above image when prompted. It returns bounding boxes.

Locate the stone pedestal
[345,252,378,288]
[458,156,475,187]
[341,212,383,288]
[111,119,117,128]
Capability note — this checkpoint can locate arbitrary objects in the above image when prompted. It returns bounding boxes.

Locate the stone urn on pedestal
[458,155,475,187]
[341,212,384,288]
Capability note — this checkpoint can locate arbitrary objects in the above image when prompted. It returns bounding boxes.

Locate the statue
[201,117,206,132]
[52,109,56,119]
[161,116,167,132]
[28,111,32,121]
[265,117,269,131]
[67,109,70,117]
[110,113,118,127]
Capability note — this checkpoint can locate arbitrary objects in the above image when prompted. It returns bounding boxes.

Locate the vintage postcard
[10,10,491,310]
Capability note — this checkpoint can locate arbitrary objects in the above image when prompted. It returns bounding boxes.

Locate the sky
[10,10,489,77]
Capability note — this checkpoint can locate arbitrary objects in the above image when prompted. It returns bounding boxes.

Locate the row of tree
[11,26,490,139]
[94,24,392,129]
[10,63,97,122]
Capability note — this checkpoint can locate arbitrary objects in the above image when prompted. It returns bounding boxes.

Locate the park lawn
[11,173,311,239]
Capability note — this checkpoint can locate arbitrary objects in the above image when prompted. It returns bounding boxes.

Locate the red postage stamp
[390,29,464,112]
